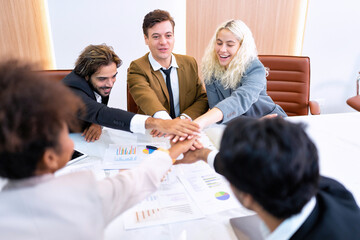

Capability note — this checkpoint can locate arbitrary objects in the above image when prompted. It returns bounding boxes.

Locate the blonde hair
[201,20,258,89]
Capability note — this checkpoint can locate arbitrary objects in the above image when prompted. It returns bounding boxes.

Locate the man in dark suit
[178,117,360,239]
[127,9,208,122]
[63,44,200,142]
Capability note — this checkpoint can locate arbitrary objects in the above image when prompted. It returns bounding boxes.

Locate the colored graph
[142,145,157,154]
[135,204,194,223]
[116,146,136,155]
[215,191,230,200]
[202,174,221,188]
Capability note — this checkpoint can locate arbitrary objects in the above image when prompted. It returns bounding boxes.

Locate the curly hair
[142,9,175,37]
[74,44,122,79]
[201,20,258,90]
[0,60,83,179]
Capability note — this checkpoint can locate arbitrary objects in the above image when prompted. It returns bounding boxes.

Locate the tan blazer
[127,53,208,119]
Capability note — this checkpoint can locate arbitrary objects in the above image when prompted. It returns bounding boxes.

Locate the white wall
[302,0,360,113]
[47,0,186,110]
[48,0,360,114]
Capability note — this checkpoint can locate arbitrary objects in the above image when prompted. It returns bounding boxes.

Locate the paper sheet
[123,170,204,229]
[102,142,167,169]
[178,161,242,215]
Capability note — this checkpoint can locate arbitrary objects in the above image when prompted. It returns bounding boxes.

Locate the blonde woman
[194,20,286,129]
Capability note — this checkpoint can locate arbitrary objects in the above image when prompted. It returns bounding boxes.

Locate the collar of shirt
[264,196,316,240]
[148,52,179,71]
[93,91,102,103]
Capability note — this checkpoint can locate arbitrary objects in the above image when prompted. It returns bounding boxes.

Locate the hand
[168,134,196,143]
[150,129,166,138]
[261,114,278,119]
[174,148,212,165]
[81,123,102,142]
[170,136,203,150]
[168,136,200,159]
[146,118,200,138]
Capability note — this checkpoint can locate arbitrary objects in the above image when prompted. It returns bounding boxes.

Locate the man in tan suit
[127,9,208,121]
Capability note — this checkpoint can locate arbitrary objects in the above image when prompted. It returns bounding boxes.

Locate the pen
[146,145,158,150]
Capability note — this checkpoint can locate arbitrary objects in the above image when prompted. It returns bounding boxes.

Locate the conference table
[58,112,360,240]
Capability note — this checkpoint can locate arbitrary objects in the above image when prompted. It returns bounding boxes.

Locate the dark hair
[74,44,122,79]
[0,60,83,180]
[217,117,319,219]
[142,9,175,37]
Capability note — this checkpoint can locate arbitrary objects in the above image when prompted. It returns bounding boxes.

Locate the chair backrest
[35,69,72,82]
[127,85,139,113]
[126,55,312,116]
[259,55,311,116]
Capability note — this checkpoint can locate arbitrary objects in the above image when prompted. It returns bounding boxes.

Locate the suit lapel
[151,68,170,101]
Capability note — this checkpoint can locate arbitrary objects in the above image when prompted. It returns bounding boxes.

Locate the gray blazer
[206,59,287,123]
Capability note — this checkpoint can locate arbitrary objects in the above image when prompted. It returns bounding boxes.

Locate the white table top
[286,112,360,204]
[204,112,360,204]
[68,128,248,240]
[1,112,358,239]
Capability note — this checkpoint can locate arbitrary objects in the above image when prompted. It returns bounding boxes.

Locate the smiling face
[144,20,175,68]
[87,62,118,97]
[215,29,241,69]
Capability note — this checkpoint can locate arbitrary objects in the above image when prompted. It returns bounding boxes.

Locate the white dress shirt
[148,53,181,119]
[264,197,316,240]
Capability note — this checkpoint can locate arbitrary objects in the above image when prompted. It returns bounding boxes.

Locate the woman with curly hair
[194,20,286,129]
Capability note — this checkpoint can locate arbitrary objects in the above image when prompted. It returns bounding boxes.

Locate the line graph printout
[123,171,204,229]
[102,143,166,169]
[177,161,241,215]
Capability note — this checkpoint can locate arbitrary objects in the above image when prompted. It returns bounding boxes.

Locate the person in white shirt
[178,117,360,239]
[0,61,200,240]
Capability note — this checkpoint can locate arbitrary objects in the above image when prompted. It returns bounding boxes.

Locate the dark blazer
[291,177,360,239]
[127,53,208,119]
[62,71,135,132]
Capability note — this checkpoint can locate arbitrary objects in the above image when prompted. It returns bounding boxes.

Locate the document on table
[123,170,204,229]
[102,142,167,169]
[177,161,242,215]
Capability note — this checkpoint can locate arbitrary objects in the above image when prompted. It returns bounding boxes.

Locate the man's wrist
[145,117,157,129]
[198,148,212,162]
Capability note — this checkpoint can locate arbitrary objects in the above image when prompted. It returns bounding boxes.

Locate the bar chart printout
[123,174,204,229]
[103,143,166,169]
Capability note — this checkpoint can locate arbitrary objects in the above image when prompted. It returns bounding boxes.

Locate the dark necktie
[160,67,176,119]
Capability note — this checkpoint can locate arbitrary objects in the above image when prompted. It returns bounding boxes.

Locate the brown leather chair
[127,55,320,116]
[346,72,360,111]
[35,69,72,82]
[127,85,139,113]
[259,55,320,116]
[347,96,360,111]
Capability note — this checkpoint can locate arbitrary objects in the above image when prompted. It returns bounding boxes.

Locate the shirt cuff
[207,149,219,170]
[180,113,192,120]
[130,114,150,134]
[153,111,172,120]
